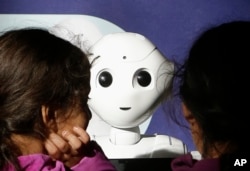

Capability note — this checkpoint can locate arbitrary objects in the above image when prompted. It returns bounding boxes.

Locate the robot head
[88,32,174,128]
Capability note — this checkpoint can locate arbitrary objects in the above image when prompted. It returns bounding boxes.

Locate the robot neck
[109,126,141,145]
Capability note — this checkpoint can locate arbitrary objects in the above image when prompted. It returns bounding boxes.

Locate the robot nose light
[120,107,131,111]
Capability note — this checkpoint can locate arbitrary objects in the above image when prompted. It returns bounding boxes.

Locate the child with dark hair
[171,21,250,171]
[0,28,116,171]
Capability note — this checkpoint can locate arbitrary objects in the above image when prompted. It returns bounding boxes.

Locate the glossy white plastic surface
[88,32,187,158]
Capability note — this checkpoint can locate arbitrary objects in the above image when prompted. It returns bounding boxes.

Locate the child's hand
[45,126,90,167]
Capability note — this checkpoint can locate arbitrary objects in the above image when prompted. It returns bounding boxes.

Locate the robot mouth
[120,107,131,111]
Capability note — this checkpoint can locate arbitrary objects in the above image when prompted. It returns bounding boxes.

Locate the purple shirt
[4,141,116,171]
[171,153,220,171]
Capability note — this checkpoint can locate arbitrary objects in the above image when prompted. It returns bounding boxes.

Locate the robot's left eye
[134,70,151,87]
[98,71,113,87]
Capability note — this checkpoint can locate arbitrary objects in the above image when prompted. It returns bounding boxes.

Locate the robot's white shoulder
[150,134,187,158]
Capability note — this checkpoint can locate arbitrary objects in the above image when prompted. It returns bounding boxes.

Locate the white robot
[87,32,187,159]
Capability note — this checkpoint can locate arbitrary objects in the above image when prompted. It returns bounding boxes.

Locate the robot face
[88,32,174,128]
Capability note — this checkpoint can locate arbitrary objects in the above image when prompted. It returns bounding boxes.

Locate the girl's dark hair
[0,28,91,170]
[178,21,250,170]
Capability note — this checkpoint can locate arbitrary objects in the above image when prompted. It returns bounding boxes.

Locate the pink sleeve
[171,153,220,171]
[17,154,68,171]
[71,141,117,171]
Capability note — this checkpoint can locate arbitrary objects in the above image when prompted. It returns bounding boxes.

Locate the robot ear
[88,53,101,66]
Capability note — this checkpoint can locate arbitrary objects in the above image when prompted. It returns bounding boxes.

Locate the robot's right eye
[136,70,151,87]
[133,69,152,88]
[98,71,113,87]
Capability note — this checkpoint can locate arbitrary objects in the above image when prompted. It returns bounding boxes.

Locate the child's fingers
[46,132,71,153]
[45,133,71,160]
[72,126,90,144]
[45,130,87,166]
[62,130,83,151]
[45,139,61,159]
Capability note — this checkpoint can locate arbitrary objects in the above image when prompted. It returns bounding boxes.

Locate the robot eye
[98,71,113,87]
[135,70,151,87]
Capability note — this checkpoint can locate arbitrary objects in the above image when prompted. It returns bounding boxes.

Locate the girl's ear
[181,103,196,124]
[41,105,57,130]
